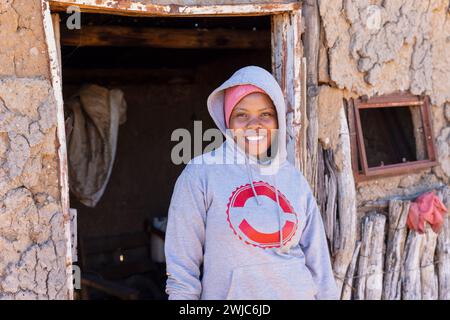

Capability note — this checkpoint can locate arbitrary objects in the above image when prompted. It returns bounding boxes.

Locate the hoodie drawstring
[273,174,284,250]
[245,158,288,253]
[245,156,261,206]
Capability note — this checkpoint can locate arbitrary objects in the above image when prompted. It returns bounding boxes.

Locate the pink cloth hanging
[407,191,447,234]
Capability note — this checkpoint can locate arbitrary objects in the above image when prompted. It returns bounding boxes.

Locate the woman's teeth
[246,136,264,142]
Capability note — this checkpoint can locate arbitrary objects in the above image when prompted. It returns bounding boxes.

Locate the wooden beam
[62,68,196,84]
[271,10,303,170]
[52,13,62,76]
[437,187,450,300]
[341,241,361,300]
[402,230,424,299]
[60,25,270,49]
[334,106,358,298]
[41,0,73,300]
[49,0,301,17]
[382,200,410,300]
[302,0,320,197]
[420,224,439,300]
[354,212,386,300]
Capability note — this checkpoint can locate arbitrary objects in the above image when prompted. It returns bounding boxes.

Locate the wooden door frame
[48,0,301,17]
[41,1,73,300]
[42,0,305,299]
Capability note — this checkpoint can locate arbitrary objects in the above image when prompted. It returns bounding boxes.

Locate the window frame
[348,93,438,182]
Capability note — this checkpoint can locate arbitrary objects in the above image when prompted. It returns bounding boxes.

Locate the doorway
[47,0,303,300]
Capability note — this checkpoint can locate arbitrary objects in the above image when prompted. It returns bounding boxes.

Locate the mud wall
[0,0,70,299]
[317,0,450,205]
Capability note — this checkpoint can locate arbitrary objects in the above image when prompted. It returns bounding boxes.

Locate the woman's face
[229,92,278,159]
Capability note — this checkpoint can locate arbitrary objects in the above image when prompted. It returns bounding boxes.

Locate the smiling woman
[164,66,338,300]
[227,86,279,161]
[40,0,310,301]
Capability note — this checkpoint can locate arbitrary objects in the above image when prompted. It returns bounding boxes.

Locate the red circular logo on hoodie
[226,181,298,249]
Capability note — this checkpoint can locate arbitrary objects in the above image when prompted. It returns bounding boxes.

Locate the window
[348,93,437,181]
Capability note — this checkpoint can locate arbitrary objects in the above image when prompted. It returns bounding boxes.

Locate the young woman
[165,66,338,300]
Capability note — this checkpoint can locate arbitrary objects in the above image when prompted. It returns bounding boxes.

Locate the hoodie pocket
[225,260,318,300]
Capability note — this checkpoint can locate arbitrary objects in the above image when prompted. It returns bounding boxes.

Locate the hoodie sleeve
[300,184,340,300]
[164,167,206,300]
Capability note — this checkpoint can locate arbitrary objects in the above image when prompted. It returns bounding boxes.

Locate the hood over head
[207,65,287,175]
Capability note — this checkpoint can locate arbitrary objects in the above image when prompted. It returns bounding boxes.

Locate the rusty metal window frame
[348,93,438,182]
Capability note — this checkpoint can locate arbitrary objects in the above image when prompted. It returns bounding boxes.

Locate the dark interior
[359,106,422,168]
[60,12,271,299]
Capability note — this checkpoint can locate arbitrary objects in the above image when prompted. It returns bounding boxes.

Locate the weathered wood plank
[271,9,303,171]
[333,106,358,297]
[49,0,301,17]
[355,212,386,300]
[437,187,450,300]
[42,0,73,300]
[51,13,62,76]
[341,241,361,300]
[322,148,337,252]
[302,0,320,196]
[62,67,196,84]
[420,224,439,300]
[382,200,410,300]
[60,25,270,49]
[402,230,424,300]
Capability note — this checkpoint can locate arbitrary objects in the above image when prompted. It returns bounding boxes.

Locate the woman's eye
[261,112,274,117]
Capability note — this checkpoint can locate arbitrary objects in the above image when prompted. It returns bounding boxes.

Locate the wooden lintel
[60,25,270,49]
[49,0,301,17]
[62,68,196,85]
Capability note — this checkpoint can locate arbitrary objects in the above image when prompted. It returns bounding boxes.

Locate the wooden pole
[60,26,270,49]
[322,148,337,253]
[402,230,424,300]
[437,187,450,300]
[271,10,303,171]
[341,241,361,300]
[302,0,319,196]
[51,14,62,77]
[420,224,439,300]
[354,212,386,300]
[382,200,410,300]
[49,0,301,17]
[333,107,357,296]
[42,2,73,299]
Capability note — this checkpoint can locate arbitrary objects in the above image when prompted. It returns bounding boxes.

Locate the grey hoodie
[165,66,339,300]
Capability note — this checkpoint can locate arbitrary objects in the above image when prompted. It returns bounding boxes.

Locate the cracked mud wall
[317,0,450,205]
[0,0,70,299]
[0,0,448,300]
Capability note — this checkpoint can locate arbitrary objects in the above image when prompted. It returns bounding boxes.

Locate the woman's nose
[246,117,263,129]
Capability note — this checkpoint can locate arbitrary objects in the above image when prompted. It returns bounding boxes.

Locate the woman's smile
[245,135,264,142]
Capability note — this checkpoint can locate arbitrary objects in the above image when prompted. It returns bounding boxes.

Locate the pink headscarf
[224,84,266,128]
